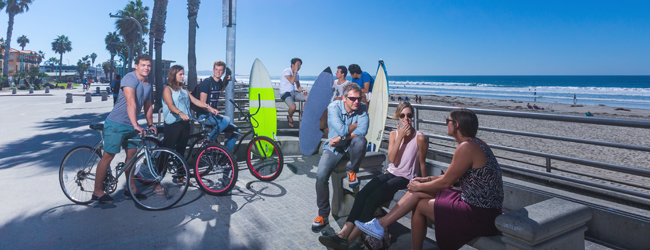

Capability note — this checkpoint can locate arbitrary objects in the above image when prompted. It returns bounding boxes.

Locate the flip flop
[287,115,294,128]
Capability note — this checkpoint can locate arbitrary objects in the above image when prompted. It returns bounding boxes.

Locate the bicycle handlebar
[229,94,262,119]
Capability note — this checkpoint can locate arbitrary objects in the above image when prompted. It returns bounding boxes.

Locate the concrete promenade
[0,86,440,249]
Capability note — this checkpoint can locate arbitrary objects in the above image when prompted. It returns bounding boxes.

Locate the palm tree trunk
[187,0,200,93]
[109,54,115,80]
[2,13,15,89]
[59,53,63,81]
[153,0,169,112]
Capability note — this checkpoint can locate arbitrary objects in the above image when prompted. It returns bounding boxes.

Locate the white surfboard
[367,60,389,152]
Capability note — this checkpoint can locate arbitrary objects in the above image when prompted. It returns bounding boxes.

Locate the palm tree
[90,52,97,66]
[76,55,90,82]
[16,34,28,50]
[187,0,200,92]
[46,57,58,72]
[51,35,72,81]
[37,50,44,65]
[104,31,121,80]
[115,0,149,70]
[1,0,33,89]
[151,0,168,111]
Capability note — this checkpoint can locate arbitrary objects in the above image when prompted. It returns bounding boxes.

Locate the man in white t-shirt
[280,58,307,127]
[321,65,351,134]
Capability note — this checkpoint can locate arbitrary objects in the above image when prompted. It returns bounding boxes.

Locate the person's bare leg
[338,222,355,239]
[412,199,436,250]
[287,103,296,127]
[93,152,116,197]
[123,148,140,193]
[347,227,363,244]
[377,191,436,228]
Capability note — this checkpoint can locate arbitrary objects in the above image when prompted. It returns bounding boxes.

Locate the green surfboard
[249,59,277,156]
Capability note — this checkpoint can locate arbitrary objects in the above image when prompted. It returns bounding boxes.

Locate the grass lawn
[54,83,81,88]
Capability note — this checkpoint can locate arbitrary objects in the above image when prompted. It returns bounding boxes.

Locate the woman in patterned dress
[356,108,504,250]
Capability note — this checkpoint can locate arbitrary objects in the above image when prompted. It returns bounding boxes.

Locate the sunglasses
[400,113,414,119]
[346,96,362,102]
[445,118,456,125]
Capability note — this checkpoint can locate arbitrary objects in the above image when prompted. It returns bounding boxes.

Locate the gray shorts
[281,90,307,106]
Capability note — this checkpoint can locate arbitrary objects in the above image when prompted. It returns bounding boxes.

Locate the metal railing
[388,102,650,200]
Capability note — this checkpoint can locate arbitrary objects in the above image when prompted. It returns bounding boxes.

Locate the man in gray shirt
[92,54,156,203]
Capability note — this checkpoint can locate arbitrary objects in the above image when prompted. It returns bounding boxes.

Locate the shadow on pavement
[0,113,108,171]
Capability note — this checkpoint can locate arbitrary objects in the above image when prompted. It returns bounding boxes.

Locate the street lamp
[109,13,143,56]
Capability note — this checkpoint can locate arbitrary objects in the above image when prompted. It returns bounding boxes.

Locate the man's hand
[208,107,219,115]
[348,122,358,134]
[149,125,158,134]
[329,136,342,147]
[134,125,146,135]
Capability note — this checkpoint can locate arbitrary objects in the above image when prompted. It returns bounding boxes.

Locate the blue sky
[1,0,649,76]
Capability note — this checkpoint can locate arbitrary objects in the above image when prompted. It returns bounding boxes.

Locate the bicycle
[59,123,190,210]
[186,95,284,196]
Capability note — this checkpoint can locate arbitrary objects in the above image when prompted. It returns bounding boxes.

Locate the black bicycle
[186,96,284,196]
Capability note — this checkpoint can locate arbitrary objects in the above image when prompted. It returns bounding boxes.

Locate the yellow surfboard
[249,59,277,155]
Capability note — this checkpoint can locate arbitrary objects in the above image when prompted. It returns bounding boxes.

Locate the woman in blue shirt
[162,65,218,182]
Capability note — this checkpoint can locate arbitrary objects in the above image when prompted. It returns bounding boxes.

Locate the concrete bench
[331,151,387,218]
[388,160,593,249]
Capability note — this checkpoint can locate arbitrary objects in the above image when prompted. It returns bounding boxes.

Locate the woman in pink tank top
[318,102,429,249]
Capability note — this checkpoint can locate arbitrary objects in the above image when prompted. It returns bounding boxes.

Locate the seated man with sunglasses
[312,84,369,230]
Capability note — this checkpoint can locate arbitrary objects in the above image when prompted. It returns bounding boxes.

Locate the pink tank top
[387,130,422,179]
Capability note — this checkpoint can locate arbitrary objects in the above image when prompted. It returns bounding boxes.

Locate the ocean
[200,75,650,110]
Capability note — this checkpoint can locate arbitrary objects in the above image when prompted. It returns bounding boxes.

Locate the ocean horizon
[196,74,650,110]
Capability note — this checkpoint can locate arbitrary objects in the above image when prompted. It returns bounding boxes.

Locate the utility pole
[224,0,236,119]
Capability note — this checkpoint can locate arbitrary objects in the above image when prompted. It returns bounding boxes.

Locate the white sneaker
[355,218,384,239]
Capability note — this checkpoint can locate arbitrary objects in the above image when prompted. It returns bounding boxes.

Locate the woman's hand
[180,112,190,121]
[396,123,408,142]
[408,180,423,192]
[411,177,429,183]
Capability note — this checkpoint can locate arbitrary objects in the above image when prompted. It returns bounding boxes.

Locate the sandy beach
[383,93,650,193]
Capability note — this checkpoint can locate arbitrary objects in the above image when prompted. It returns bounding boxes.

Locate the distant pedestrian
[573,94,577,105]
[82,78,88,92]
[110,75,122,105]
[405,96,409,102]
[418,96,422,104]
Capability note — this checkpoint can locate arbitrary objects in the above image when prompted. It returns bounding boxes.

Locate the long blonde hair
[167,65,186,91]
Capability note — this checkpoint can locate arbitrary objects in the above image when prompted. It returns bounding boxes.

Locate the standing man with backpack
[110,75,122,105]
[195,60,239,152]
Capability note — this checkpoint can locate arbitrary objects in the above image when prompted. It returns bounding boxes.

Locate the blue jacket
[323,100,369,154]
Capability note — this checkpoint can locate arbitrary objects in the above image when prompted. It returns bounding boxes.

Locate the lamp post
[20,54,41,71]
[109,13,143,71]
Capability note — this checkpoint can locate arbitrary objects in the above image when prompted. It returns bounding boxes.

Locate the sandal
[91,194,114,204]
[287,115,294,128]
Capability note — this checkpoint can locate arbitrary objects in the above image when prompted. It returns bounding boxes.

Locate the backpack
[112,80,121,95]
[361,208,392,250]
[190,82,205,114]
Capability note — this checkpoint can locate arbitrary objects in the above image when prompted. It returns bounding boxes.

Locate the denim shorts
[103,119,138,154]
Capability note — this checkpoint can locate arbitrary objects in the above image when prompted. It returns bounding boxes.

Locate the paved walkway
[0,87,440,249]
[0,87,612,249]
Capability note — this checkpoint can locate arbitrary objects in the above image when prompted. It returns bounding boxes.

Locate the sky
[1,0,649,76]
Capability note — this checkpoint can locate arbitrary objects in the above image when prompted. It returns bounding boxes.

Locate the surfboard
[299,67,333,155]
[366,60,389,152]
[249,58,277,151]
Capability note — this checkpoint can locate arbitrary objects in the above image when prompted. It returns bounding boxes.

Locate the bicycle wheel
[246,136,284,182]
[127,147,190,210]
[186,135,210,176]
[194,143,238,195]
[59,145,102,204]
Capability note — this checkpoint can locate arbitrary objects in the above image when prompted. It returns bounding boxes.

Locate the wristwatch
[147,123,154,127]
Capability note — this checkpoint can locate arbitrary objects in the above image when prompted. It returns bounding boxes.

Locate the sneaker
[318,234,348,249]
[312,215,329,231]
[91,194,114,204]
[354,218,384,240]
[348,172,359,188]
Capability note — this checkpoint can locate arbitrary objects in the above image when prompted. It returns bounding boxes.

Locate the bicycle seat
[89,123,104,131]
